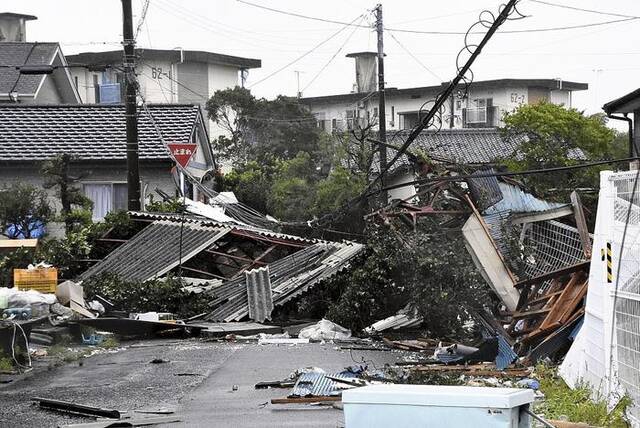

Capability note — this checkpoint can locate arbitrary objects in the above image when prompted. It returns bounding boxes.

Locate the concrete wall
[207,63,239,138]
[34,74,63,104]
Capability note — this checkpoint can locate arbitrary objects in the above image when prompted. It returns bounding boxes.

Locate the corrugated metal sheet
[495,335,518,370]
[467,170,503,211]
[365,308,423,333]
[205,242,364,322]
[78,220,230,282]
[128,211,320,244]
[246,266,273,323]
[291,371,358,397]
[484,182,567,216]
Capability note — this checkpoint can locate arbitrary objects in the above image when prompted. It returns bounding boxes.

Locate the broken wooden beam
[32,397,121,419]
[514,261,590,289]
[271,396,342,404]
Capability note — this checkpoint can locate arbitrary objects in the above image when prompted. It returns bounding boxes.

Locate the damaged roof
[78,220,230,282]
[205,241,363,322]
[0,104,206,161]
[82,214,364,322]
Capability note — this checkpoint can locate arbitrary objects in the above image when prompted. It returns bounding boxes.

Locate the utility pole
[294,70,303,98]
[122,0,141,210]
[375,4,387,203]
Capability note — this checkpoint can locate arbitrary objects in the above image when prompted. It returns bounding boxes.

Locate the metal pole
[375,4,387,203]
[122,0,141,211]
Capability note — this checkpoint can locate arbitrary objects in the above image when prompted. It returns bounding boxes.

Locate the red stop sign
[167,143,197,168]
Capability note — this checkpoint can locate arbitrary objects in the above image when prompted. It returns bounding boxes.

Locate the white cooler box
[342,385,535,428]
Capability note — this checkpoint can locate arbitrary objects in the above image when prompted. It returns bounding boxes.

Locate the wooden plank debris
[508,263,589,360]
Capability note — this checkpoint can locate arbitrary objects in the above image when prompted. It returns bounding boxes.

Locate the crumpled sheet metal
[246,266,273,323]
[290,371,358,397]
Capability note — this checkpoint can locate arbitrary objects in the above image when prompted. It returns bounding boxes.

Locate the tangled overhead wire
[413,1,528,137]
[288,0,525,230]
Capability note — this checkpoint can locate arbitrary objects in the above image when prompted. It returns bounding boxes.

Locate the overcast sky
[7,0,640,121]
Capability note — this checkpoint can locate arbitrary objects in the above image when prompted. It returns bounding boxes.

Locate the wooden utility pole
[122,0,141,210]
[375,4,387,203]
[294,70,303,98]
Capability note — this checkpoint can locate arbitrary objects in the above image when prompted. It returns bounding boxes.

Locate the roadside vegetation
[534,365,631,427]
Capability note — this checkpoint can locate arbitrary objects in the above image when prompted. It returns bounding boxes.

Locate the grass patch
[535,364,631,427]
[0,352,13,372]
[47,345,88,363]
[100,336,119,349]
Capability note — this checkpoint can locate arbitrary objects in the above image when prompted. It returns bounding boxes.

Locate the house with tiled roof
[0,13,80,104]
[377,128,524,201]
[0,103,215,221]
[66,48,261,136]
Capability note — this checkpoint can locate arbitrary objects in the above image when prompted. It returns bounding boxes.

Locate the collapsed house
[367,168,592,364]
[462,174,591,360]
[77,209,364,323]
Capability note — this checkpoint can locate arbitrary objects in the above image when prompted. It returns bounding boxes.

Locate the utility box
[343,385,534,428]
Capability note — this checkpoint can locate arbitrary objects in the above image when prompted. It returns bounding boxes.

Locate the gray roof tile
[387,128,523,166]
[0,42,59,95]
[0,103,202,161]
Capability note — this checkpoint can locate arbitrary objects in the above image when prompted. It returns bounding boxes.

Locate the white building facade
[301,53,586,133]
[67,49,260,136]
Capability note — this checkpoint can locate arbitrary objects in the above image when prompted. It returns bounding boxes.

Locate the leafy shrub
[82,273,211,318]
[0,247,34,287]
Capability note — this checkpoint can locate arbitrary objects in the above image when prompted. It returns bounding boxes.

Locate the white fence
[560,170,640,425]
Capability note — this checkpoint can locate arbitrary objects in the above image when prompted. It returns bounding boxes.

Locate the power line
[135,0,151,41]
[301,15,365,93]
[386,29,443,82]
[529,0,640,19]
[369,157,640,198]
[403,17,638,34]
[248,13,366,88]
[236,0,639,35]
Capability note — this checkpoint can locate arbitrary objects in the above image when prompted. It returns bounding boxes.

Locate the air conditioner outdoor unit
[343,385,535,428]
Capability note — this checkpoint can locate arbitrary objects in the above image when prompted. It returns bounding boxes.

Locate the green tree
[268,152,318,221]
[501,101,616,201]
[41,154,93,234]
[0,183,52,239]
[298,219,492,337]
[206,86,323,166]
[219,161,275,214]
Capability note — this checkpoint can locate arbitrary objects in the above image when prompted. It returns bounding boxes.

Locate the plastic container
[13,268,58,293]
[342,384,535,428]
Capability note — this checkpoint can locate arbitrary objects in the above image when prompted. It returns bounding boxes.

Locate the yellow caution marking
[606,242,613,283]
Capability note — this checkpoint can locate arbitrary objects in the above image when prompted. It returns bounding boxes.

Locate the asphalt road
[0,339,405,428]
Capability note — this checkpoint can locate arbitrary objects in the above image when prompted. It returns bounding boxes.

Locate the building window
[346,109,357,129]
[74,76,78,90]
[465,98,488,123]
[83,182,128,220]
[390,106,395,127]
[93,74,101,103]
